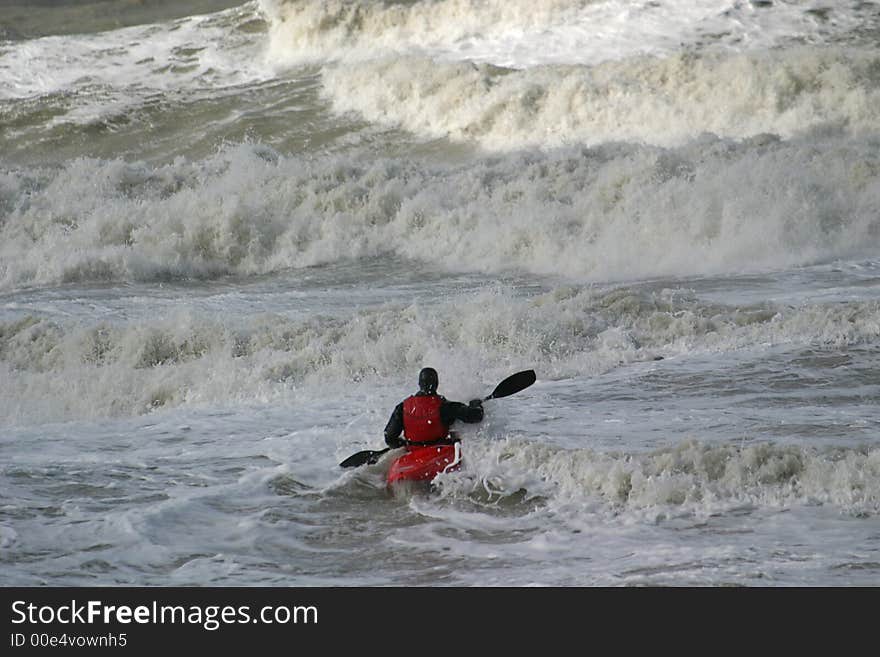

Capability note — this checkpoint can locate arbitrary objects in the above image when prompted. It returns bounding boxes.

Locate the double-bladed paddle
[338,369,536,469]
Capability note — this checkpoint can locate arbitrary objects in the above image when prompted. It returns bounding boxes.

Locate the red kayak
[387,442,462,486]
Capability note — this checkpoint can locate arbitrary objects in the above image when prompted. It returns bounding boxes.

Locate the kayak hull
[387,442,462,485]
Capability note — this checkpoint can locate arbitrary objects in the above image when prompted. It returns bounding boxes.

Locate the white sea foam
[433,438,880,518]
[321,47,880,148]
[261,0,871,69]
[0,3,270,126]
[4,282,880,424]
[1,4,269,100]
[5,0,880,590]
[2,134,878,292]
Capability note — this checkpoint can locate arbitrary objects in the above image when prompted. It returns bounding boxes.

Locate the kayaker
[384,367,484,449]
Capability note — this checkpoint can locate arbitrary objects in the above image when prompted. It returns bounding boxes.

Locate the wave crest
[435,438,880,518]
[2,136,879,291]
[321,47,880,148]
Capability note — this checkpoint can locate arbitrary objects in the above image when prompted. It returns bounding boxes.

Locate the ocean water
[1,0,880,587]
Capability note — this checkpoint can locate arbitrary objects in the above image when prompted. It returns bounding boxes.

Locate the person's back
[384,368,483,449]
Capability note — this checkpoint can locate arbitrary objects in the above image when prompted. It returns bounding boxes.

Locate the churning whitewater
[1,0,879,586]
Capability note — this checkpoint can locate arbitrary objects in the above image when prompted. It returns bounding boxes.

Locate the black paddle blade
[339,447,391,469]
[485,369,536,400]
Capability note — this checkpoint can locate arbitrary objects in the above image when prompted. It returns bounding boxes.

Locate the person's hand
[468,399,483,408]
[386,435,405,448]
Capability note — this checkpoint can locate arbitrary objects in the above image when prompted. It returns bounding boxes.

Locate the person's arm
[441,399,484,426]
[384,402,406,447]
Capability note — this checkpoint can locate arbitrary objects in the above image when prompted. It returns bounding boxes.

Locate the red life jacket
[402,394,448,444]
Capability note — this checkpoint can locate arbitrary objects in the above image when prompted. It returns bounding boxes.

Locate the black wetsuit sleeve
[440,400,484,426]
[384,402,405,447]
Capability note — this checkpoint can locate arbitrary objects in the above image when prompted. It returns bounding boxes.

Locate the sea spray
[3,0,880,587]
[321,48,880,148]
[433,438,880,519]
[5,286,880,423]
[3,135,879,291]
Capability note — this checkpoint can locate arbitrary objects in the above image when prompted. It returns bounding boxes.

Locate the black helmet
[418,367,438,394]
